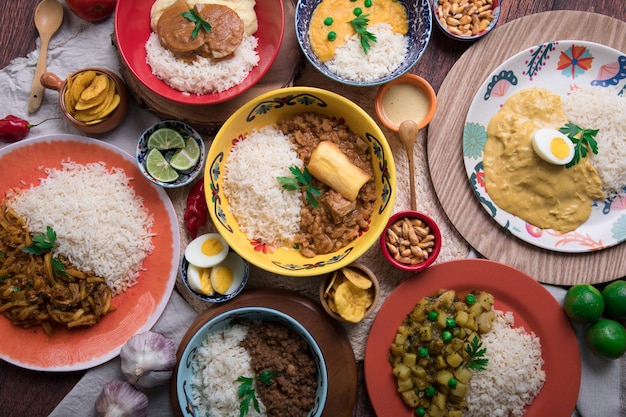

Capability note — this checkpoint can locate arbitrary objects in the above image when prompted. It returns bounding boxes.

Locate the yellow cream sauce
[484,87,605,233]
[309,0,408,62]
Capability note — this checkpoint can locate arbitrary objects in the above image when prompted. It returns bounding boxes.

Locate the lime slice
[145,148,179,183]
[170,138,201,172]
[147,128,185,150]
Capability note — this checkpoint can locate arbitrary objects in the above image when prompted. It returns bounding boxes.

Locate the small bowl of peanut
[380,210,442,273]
[432,0,500,41]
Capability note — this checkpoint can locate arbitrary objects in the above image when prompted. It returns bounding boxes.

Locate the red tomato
[65,0,117,23]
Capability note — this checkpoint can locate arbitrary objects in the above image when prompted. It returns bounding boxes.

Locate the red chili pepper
[184,178,208,239]
[0,115,58,143]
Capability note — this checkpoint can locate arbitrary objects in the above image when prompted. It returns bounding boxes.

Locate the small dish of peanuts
[433,0,500,41]
[379,210,442,272]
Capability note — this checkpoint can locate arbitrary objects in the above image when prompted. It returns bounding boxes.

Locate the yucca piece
[306,140,371,201]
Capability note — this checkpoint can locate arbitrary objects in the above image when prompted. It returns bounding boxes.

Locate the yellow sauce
[381,83,431,127]
[484,87,605,232]
[309,0,408,62]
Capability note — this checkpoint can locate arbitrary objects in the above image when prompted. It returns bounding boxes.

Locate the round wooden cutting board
[427,11,626,286]
[170,288,357,417]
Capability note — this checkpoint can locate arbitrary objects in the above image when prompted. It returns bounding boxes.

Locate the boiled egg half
[184,233,229,268]
[531,128,575,165]
[186,251,247,296]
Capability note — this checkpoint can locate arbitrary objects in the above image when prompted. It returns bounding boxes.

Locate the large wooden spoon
[398,120,421,211]
[28,0,64,114]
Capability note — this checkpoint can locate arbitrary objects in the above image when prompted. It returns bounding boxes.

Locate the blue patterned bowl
[176,307,328,417]
[136,120,206,188]
[295,0,433,86]
[180,252,249,304]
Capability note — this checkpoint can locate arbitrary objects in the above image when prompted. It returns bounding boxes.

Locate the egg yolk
[201,237,224,256]
[550,137,571,159]
[211,265,234,294]
[197,267,214,295]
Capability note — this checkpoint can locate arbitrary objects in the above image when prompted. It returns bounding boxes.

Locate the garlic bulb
[120,330,177,390]
[95,380,148,417]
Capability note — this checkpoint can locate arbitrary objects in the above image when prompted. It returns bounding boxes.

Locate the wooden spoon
[398,120,421,211]
[28,0,64,114]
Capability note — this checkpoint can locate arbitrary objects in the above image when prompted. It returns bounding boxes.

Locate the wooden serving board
[170,288,357,417]
[427,11,626,286]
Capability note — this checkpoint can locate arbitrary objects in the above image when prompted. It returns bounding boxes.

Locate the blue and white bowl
[176,307,328,417]
[295,0,433,86]
[136,120,206,188]
[180,252,249,304]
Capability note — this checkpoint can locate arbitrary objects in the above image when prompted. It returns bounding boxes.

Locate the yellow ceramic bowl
[205,87,396,277]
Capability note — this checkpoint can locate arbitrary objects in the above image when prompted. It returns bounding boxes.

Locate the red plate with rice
[364,259,581,417]
[114,0,285,105]
[0,135,180,371]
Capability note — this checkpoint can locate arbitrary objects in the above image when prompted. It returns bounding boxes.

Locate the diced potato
[390,343,405,357]
[396,376,414,392]
[393,363,411,380]
[455,310,469,326]
[436,312,448,329]
[454,366,473,384]
[414,377,430,390]
[446,352,464,368]
[432,392,447,411]
[434,355,446,370]
[412,366,427,379]
[449,338,464,352]
[403,352,417,367]
[435,370,454,386]
[419,326,432,341]
[450,381,468,398]
[394,333,407,345]
[448,410,463,417]
[397,325,410,337]
[477,309,496,334]
[400,390,420,407]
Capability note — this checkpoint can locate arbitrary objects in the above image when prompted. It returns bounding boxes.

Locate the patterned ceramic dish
[205,86,396,277]
[180,252,249,304]
[295,0,432,86]
[137,120,206,188]
[432,0,500,41]
[175,306,328,417]
[463,40,626,253]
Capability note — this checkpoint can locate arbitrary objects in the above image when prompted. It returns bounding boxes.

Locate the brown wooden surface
[0,1,624,417]
[428,11,626,286]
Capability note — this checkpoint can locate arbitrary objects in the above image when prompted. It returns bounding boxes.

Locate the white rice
[325,22,408,83]
[190,322,266,417]
[222,126,302,247]
[6,161,155,295]
[562,86,626,198]
[465,310,546,417]
[145,32,259,95]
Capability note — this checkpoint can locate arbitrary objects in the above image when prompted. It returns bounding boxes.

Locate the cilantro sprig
[559,122,599,168]
[349,14,377,54]
[182,9,213,39]
[22,226,65,277]
[237,370,281,417]
[277,166,322,208]
[465,335,488,371]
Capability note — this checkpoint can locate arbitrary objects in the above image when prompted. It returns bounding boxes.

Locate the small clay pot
[41,67,128,134]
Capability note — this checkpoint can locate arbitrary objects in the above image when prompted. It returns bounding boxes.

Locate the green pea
[364,0,372,6]
[353,7,362,16]
[418,347,429,357]
[324,17,333,26]
[427,311,438,321]
[415,407,426,417]
[466,294,476,305]
[327,31,337,41]
[448,378,458,388]
[442,330,452,342]
[446,317,457,328]
[425,386,436,397]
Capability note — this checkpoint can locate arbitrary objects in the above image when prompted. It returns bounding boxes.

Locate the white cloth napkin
[1,5,623,417]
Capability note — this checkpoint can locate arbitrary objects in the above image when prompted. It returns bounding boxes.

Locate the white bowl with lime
[137,120,206,188]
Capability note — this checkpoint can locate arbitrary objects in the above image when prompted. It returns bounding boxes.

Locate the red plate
[114,0,285,105]
[0,135,180,371]
[364,259,580,416]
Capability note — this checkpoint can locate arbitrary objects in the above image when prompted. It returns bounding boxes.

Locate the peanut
[436,0,495,37]
[384,216,436,266]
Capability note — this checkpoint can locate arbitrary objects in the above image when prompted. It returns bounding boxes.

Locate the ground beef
[277,112,376,258]
[240,321,318,417]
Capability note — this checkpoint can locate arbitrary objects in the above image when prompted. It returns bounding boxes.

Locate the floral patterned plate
[463,40,626,253]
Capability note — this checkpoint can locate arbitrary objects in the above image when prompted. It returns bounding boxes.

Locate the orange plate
[364,258,581,417]
[0,135,180,371]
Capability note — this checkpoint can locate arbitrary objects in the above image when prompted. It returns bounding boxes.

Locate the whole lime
[585,319,626,359]
[563,283,605,323]
[602,280,626,319]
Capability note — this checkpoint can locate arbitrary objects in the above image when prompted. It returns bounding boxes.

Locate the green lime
[585,319,626,359]
[145,148,179,183]
[147,128,185,150]
[602,280,626,319]
[169,138,201,172]
[563,283,604,323]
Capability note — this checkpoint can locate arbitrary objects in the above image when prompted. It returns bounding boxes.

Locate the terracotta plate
[364,259,580,417]
[0,135,179,371]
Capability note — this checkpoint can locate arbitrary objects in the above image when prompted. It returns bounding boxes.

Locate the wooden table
[0,1,624,417]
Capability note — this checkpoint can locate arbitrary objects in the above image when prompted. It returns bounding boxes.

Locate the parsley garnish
[237,370,281,417]
[349,14,377,54]
[22,226,66,277]
[277,166,322,208]
[559,122,599,168]
[465,335,488,371]
[182,9,213,39]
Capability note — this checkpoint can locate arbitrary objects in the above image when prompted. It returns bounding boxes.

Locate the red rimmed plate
[0,135,180,371]
[364,259,580,417]
[114,0,285,105]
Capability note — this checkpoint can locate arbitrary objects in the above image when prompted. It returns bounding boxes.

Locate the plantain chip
[75,75,109,109]
[334,281,368,323]
[70,70,97,102]
[64,73,75,111]
[84,81,116,116]
[342,267,373,289]
[65,71,120,123]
